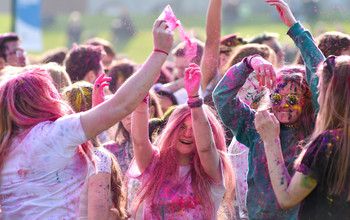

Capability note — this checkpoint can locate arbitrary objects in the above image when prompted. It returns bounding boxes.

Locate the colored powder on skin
[280,177,285,185]
[292,104,302,113]
[301,175,317,189]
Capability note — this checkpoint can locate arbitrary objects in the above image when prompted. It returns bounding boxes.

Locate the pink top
[128,150,226,220]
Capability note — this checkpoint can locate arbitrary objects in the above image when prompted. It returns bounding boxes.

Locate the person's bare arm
[255,110,316,209]
[81,20,174,139]
[160,78,184,93]
[131,100,153,173]
[186,64,221,181]
[88,173,111,220]
[200,0,222,92]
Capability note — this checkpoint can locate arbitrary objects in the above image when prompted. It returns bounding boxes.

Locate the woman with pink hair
[0,19,173,219]
[128,63,235,219]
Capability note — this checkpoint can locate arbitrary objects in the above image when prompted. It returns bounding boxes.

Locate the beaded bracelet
[153,48,169,56]
[187,97,203,108]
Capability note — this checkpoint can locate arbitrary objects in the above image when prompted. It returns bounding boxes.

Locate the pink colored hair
[0,68,90,171]
[133,104,235,217]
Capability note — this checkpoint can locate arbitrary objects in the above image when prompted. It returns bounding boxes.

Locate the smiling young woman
[128,64,235,219]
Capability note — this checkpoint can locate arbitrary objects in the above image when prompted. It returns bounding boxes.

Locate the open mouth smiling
[180,140,193,145]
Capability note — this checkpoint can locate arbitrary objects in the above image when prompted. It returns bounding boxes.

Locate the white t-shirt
[0,114,88,220]
[79,147,112,219]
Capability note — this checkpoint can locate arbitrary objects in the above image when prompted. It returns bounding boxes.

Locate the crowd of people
[0,0,350,219]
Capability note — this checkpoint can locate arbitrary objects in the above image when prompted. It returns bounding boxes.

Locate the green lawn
[0,14,11,33]
[1,13,350,63]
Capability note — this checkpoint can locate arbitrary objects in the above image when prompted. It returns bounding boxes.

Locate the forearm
[288,22,324,75]
[131,103,153,172]
[263,138,293,209]
[108,52,166,113]
[81,52,166,139]
[212,61,253,131]
[206,0,221,46]
[191,106,220,180]
[192,107,216,153]
[201,0,221,90]
[161,78,184,93]
[288,22,324,110]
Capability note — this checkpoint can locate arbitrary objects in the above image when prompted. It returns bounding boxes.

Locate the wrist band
[153,48,169,56]
[187,97,203,108]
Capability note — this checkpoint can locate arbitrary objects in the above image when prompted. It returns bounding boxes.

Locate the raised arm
[255,110,316,209]
[212,56,274,147]
[212,60,253,140]
[131,98,153,173]
[185,64,220,181]
[158,78,184,93]
[267,0,325,111]
[200,0,222,92]
[81,20,174,139]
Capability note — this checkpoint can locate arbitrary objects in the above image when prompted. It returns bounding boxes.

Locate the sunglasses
[270,93,300,106]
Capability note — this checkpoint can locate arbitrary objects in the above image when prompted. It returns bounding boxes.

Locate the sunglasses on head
[270,93,300,106]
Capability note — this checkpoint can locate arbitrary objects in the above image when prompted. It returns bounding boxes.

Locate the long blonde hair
[297,56,350,200]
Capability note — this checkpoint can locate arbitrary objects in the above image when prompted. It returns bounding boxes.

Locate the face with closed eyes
[176,116,195,155]
[271,81,305,124]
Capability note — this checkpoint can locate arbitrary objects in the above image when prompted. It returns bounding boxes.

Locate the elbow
[277,198,299,210]
[212,89,221,103]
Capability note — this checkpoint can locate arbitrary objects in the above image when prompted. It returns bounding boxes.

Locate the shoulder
[301,129,341,167]
[310,129,341,150]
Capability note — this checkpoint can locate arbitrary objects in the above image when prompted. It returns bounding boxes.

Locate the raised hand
[92,73,111,107]
[265,0,297,27]
[254,110,280,144]
[158,5,180,32]
[184,63,202,97]
[250,56,276,89]
[152,20,174,55]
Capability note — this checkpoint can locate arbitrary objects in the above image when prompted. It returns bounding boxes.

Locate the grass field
[1,13,350,63]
